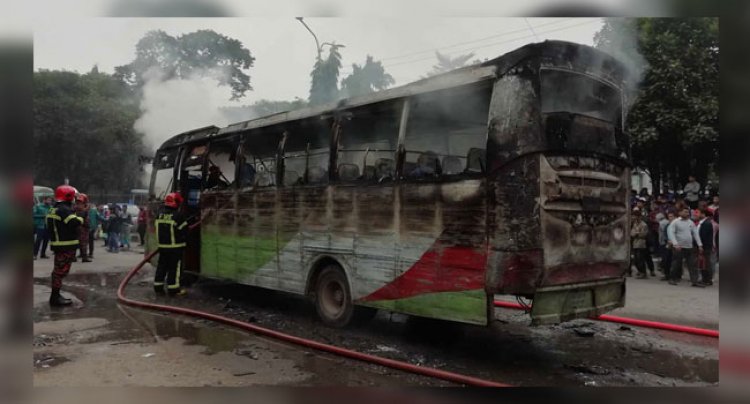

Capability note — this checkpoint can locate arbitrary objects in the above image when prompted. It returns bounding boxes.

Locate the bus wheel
[314,265,354,328]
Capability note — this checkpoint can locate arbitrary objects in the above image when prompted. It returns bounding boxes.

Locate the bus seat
[256,171,273,187]
[338,163,360,181]
[466,148,486,173]
[363,165,376,180]
[375,158,394,179]
[410,151,439,177]
[442,156,463,175]
[284,170,300,186]
[402,161,417,176]
[308,167,326,183]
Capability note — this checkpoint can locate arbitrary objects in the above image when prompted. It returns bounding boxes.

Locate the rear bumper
[530,278,625,325]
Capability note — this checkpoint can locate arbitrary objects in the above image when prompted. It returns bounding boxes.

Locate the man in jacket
[46,185,83,306]
[137,206,147,246]
[667,207,704,287]
[697,208,717,286]
[33,196,52,260]
[154,192,189,296]
[88,202,101,258]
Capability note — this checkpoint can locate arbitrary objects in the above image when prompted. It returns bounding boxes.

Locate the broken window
[337,101,400,184]
[283,118,331,186]
[205,138,238,190]
[239,129,281,189]
[150,148,179,200]
[403,83,491,181]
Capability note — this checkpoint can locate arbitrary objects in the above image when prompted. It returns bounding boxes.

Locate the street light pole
[295,17,322,60]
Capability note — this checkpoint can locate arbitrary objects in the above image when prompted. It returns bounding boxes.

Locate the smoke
[134,67,233,187]
[594,18,649,105]
[135,67,232,152]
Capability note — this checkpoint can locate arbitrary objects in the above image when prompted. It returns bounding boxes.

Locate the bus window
[240,130,281,188]
[179,143,208,207]
[404,83,491,180]
[205,138,238,190]
[337,102,400,183]
[283,119,331,186]
[150,148,178,200]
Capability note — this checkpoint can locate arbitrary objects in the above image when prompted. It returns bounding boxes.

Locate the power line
[524,18,540,41]
[382,19,601,70]
[340,18,598,76]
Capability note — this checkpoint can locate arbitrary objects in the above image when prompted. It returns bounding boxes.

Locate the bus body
[147,41,631,326]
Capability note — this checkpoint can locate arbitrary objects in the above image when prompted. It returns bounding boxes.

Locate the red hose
[118,250,511,387]
[493,300,719,338]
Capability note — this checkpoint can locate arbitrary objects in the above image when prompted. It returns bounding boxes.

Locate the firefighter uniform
[154,193,189,296]
[46,185,83,306]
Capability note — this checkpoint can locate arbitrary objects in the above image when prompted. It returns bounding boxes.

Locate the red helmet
[54,185,78,202]
[75,193,89,203]
[164,192,184,208]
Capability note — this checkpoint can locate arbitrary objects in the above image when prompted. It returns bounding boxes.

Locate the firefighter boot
[167,288,187,297]
[49,288,72,307]
[153,285,166,296]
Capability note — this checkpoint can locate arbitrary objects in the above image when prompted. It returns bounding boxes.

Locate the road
[33,247,718,387]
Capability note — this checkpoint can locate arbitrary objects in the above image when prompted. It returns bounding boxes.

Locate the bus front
[487,42,631,324]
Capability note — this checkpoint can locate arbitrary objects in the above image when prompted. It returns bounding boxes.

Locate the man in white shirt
[667,207,704,287]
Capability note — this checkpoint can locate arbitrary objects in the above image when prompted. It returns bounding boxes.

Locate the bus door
[177,143,209,274]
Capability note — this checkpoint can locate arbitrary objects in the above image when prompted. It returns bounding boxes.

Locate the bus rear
[487,42,631,324]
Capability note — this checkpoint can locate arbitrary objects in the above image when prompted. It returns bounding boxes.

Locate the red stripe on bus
[360,244,487,301]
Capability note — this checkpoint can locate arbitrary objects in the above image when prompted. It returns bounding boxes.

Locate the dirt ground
[32,245,718,387]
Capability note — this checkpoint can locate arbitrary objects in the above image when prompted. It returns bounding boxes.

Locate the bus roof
[157,40,627,151]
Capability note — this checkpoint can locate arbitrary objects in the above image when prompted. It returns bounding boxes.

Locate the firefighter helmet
[75,193,89,203]
[54,185,78,202]
[164,192,183,208]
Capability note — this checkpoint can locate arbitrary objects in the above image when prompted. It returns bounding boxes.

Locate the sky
[33,17,604,107]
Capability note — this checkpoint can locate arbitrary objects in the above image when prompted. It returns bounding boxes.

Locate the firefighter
[75,193,92,262]
[46,185,83,306]
[154,192,189,296]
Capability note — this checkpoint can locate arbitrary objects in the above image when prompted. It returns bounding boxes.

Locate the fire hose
[493,300,719,338]
[117,250,510,387]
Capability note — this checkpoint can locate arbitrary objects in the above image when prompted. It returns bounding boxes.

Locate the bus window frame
[237,129,284,190]
[149,147,180,200]
[280,118,334,188]
[204,135,241,191]
[398,82,492,184]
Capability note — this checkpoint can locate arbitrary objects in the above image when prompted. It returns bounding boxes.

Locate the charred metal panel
[538,155,630,286]
[486,154,543,296]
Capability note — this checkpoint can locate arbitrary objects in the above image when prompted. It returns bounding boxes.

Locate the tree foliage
[309,44,343,105]
[115,29,255,100]
[426,51,476,76]
[340,55,395,98]
[595,18,719,191]
[34,68,146,194]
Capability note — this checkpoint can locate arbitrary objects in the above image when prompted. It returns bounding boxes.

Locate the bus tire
[314,265,354,328]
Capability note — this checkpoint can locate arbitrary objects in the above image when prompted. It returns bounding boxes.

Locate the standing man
[88,201,101,258]
[75,193,92,262]
[137,205,147,246]
[697,208,717,286]
[107,205,122,253]
[630,208,650,279]
[154,192,188,296]
[33,196,53,260]
[46,185,83,306]
[683,175,701,210]
[658,211,676,280]
[667,207,704,287]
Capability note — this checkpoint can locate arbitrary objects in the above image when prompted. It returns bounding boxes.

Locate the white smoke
[135,67,232,152]
[134,67,234,187]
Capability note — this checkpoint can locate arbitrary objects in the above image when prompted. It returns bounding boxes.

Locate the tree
[309,44,343,105]
[595,18,719,193]
[340,55,395,98]
[115,29,255,100]
[426,51,476,76]
[34,68,146,194]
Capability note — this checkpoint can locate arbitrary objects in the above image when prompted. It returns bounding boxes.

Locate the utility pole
[295,17,344,60]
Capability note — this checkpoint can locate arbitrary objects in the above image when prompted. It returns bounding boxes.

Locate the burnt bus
[147,40,631,327]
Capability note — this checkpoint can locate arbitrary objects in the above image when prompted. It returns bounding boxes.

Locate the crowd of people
[629,175,719,288]
[33,195,148,261]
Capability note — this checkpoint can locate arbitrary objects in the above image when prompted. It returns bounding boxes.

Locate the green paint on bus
[360,289,488,325]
